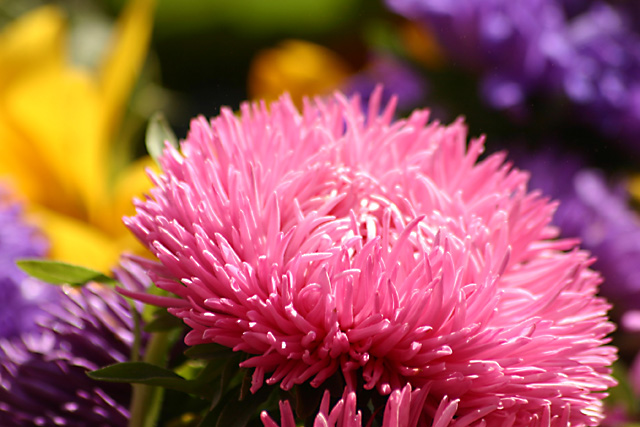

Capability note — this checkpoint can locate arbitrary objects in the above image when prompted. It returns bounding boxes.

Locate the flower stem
[129,331,171,427]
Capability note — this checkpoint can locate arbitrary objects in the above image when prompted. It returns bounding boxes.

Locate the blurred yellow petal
[31,208,122,273]
[0,119,54,204]
[102,156,156,261]
[0,6,65,89]
[4,65,107,219]
[400,21,446,69]
[100,0,156,137]
[629,176,640,201]
[99,155,156,237]
[248,39,351,108]
[0,1,156,271]
[0,6,69,207]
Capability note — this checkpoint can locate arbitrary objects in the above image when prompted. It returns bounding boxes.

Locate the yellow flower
[629,176,640,201]
[247,39,351,108]
[0,0,155,272]
[399,21,446,69]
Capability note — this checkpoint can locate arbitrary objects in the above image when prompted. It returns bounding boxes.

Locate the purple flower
[0,191,52,339]
[550,2,640,145]
[0,256,150,426]
[344,54,427,111]
[386,0,640,151]
[514,147,640,313]
[387,0,565,105]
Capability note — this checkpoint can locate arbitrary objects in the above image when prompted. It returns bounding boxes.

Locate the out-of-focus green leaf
[214,384,275,427]
[144,310,185,332]
[110,0,364,38]
[16,259,116,286]
[184,343,235,360]
[91,356,240,401]
[197,406,220,427]
[211,356,241,409]
[146,111,178,165]
[295,382,325,420]
[90,361,203,397]
[90,362,184,383]
[608,362,639,417]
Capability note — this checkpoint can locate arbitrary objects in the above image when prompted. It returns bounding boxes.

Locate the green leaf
[16,259,116,286]
[608,362,640,417]
[89,360,232,400]
[214,384,275,427]
[295,382,325,420]
[129,332,175,427]
[144,310,185,332]
[198,383,264,427]
[90,361,205,397]
[184,343,235,360]
[198,407,220,427]
[146,111,178,164]
[89,361,183,383]
[209,356,241,409]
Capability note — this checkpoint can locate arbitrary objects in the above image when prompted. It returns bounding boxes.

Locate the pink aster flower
[261,384,432,427]
[124,88,617,426]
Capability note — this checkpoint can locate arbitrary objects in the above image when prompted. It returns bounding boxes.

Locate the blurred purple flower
[0,191,53,339]
[386,0,640,150]
[386,0,565,106]
[623,310,640,332]
[0,256,150,426]
[514,147,640,313]
[344,54,427,111]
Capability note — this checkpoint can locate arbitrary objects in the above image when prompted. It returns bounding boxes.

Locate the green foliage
[146,111,179,165]
[109,0,364,38]
[89,341,282,426]
[16,259,116,286]
[90,359,228,400]
[208,384,274,427]
[183,343,235,360]
[144,309,185,332]
[608,362,640,418]
[89,361,185,386]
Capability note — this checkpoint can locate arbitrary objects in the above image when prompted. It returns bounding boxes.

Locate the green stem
[129,301,142,363]
[129,331,171,427]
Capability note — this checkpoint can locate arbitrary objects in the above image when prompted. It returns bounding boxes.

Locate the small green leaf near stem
[146,111,178,164]
[16,259,116,286]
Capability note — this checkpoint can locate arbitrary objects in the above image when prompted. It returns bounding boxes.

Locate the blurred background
[1,0,640,424]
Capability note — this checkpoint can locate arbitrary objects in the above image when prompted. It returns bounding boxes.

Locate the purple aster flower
[386,0,640,151]
[514,147,640,313]
[387,0,566,107]
[343,53,428,111]
[561,3,640,143]
[0,256,150,426]
[0,190,52,339]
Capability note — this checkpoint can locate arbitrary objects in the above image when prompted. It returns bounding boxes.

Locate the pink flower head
[261,384,430,427]
[124,88,617,426]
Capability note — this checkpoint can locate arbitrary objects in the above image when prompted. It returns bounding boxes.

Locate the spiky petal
[0,258,149,425]
[126,89,617,425]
